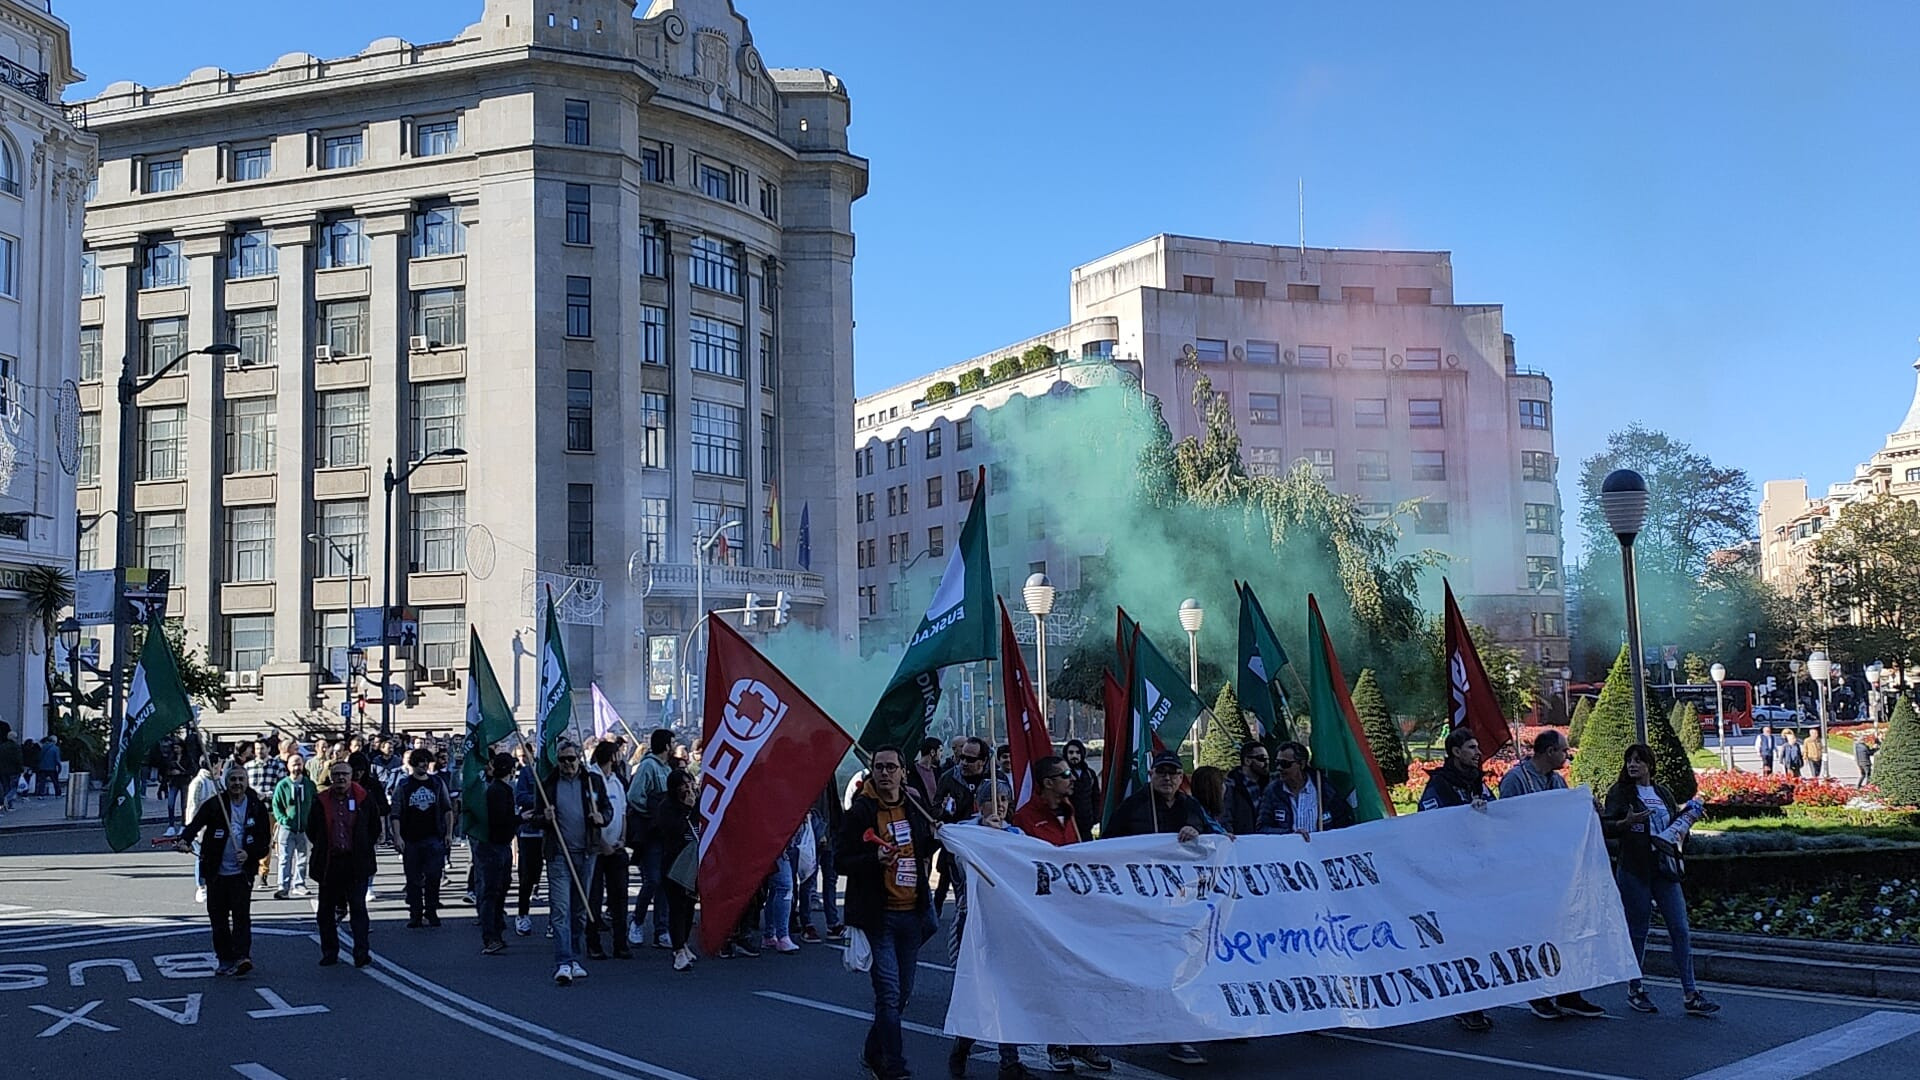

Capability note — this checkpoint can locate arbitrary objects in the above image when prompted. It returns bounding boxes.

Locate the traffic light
[773,590,791,627]
[743,592,760,627]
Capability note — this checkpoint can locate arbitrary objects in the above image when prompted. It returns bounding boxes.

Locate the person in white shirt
[586,740,632,960]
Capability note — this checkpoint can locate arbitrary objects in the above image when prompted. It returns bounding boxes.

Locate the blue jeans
[548,849,598,966]
[472,841,512,945]
[631,837,667,939]
[866,909,929,1078]
[1618,867,1695,993]
[762,842,795,941]
[402,837,447,919]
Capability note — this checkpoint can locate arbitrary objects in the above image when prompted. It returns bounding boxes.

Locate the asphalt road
[4,826,1920,1080]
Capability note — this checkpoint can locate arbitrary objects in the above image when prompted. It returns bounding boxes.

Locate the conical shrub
[1352,668,1408,785]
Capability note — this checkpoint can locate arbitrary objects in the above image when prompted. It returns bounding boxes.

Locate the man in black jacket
[839,746,938,1080]
[307,760,380,967]
[932,737,987,914]
[1226,740,1271,835]
[472,752,520,956]
[1418,728,1497,1033]
[177,764,271,977]
[1107,751,1221,842]
[1063,739,1103,839]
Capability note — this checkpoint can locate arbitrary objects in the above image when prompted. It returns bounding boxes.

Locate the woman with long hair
[660,768,701,971]
[1601,743,1720,1017]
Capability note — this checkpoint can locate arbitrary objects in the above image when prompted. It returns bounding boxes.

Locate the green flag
[1237,582,1294,741]
[1128,615,1206,782]
[461,627,516,838]
[857,469,995,755]
[104,618,194,852]
[1305,594,1394,823]
[537,592,573,778]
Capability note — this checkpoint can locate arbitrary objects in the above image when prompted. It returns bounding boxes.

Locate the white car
[1750,705,1801,726]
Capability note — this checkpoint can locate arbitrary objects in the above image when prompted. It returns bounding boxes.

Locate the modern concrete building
[0,0,92,740]
[77,0,864,738]
[854,234,1567,670]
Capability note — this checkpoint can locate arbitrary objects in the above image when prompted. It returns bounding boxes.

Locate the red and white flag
[1444,579,1513,758]
[999,598,1057,812]
[698,617,852,958]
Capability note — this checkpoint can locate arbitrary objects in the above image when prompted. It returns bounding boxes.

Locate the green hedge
[1686,844,1920,895]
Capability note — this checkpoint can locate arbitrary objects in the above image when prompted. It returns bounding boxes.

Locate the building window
[319,217,368,268]
[689,316,744,378]
[225,506,275,582]
[758,179,781,222]
[413,288,467,347]
[1525,503,1557,534]
[1907,468,1920,484]
[641,392,668,469]
[1415,502,1451,535]
[1248,393,1282,424]
[1301,395,1333,428]
[223,309,274,369]
[412,493,467,572]
[321,132,364,170]
[79,523,100,570]
[79,327,102,382]
[1304,449,1334,480]
[955,418,974,450]
[224,397,277,474]
[1,238,21,296]
[1408,398,1443,428]
[691,502,745,565]
[139,318,188,378]
[142,240,185,289]
[415,119,460,157]
[1234,279,1267,299]
[315,389,368,468]
[1412,449,1447,481]
[78,412,100,486]
[0,140,15,196]
[311,611,351,668]
[1519,399,1551,430]
[689,236,741,295]
[565,276,592,337]
[564,99,590,145]
[136,511,185,576]
[315,500,367,577]
[1182,275,1214,294]
[1296,344,1331,368]
[146,158,183,193]
[567,484,594,566]
[1342,286,1375,303]
[228,227,277,279]
[417,608,466,669]
[640,498,668,562]
[412,381,465,460]
[761,332,778,390]
[1396,287,1433,305]
[698,162,735,201]
[231,144,271,181]
[1527,556,1560,591]
[567,370,593,451]
[1354,398,1387,428]
[412,202,465,258]
[1248,447,1284,478]
[761,414,777,481]
[1533,611,1564,637]
[1522,450,1555,482]
[1194,338,1228,364]
[1245,340,1279,365]
[927,474,943,508]
[957,469,976,502]
[1405,347,1441,371]
[926,427,942,459]
[690,400,744,477]
[1356,449,1389,481]
[224,616,274,675]
[1357,502,1391,520]
[319,300,369,357]
[1287,282,1318,301]
[564,183,592,244]
[639,220,663,277]
[81,251,102,296]
[640,305,667,364]
[1350,346,1385,369]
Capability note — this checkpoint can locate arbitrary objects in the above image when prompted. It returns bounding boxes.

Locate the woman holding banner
[1602,743,1720,1018]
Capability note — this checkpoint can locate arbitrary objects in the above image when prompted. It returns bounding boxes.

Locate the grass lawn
[1690,749,1725,770]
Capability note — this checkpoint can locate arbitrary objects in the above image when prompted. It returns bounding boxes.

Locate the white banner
[939,788,1638,1044]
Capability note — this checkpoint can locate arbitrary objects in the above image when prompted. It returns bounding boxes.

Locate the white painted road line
[1640,976,1920,1014]
[1681,1009,1920,1080]
[231,1065,291,1080]
[1317,1033,1640,1080]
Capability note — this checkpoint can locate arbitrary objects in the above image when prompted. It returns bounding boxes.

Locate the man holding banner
[840,745,938,1080]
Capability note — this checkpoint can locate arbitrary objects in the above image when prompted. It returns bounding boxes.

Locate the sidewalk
[0,782,167,834]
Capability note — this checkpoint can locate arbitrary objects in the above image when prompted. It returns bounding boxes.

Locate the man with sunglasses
[840,746,938,1080]
[541,739,612,986]
[1010,755,1115,1075]
[177,764,270,977]
[1254,741,1353,837]
[1225,740,1272,836]
[933,737,989,914]
[307,761,379,967]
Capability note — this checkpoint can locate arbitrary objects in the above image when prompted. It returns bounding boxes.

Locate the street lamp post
[1806,650,1833,777]
[110,343,239,768]
[1601,469,1652,744]
[381,448,467,736]
[1023,573,1055,722]
[1789,659,1803,720]
[1711,662,1729,769]
[309,533,363,739]
[684,519,742,725]
[1178,598,1204,753]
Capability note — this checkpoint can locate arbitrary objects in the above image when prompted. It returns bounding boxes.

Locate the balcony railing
[0,56,49,104]
[641,562,827,603]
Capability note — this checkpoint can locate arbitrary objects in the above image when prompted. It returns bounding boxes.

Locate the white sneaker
[515,915,532,936]
[194,886,207,904]
[673,947,693,972]
[568,961,588,979]
[164,825,180,837]
[553,965,572,986]
[292,886,310,898]
[627,921,644,946]
[774,936,801,954]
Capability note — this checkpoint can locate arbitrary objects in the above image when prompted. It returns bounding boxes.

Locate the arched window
[0,137,19,197]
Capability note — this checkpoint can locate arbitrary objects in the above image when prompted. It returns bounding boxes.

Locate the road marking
[1635,976,1920,1013]
[232,1065,290,1080]
[1318,1033,1640,1080]
[246,986,330,1019]
[0,925,307,955]
[831,942,956,974]
[1681,1010,1920,1080]
[131,993,202,1025]
[30,999,116,1038]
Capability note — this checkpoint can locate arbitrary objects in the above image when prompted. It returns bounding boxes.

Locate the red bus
[1664,681,1757,736]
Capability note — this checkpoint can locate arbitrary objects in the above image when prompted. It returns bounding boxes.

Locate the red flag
[998,599,1057,811]
[697,617,852,958]
[1098,669,1129,833]
[713,530,732,564]
[1443,579,1513,758]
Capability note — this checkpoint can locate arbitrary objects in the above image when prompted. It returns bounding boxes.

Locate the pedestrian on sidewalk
[471,752,518,957]
[1855,734,1877,787]
[271,754,318,899]
[307,761,377,968]
[177,764,270,977]
[543,740,610,986]
[1754,725,1780,776]
[157,735,188,833]
[840,746,938,1080]
[1497,730,1609,1021]
[1804,730,1825,779]
[0,731,21,813]
[35,737,62,797]
[1603,742,1720,1018]
[625,728,674,950]
[1781,729,1804,778]
[585,740,632,960]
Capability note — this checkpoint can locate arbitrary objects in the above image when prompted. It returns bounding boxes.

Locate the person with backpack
[390,748,454,928]
[625,728,674,950]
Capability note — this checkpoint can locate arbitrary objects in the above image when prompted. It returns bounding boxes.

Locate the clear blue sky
[62,1,1920,534]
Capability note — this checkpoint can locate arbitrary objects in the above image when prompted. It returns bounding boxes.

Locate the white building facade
[0,0,91,740]
[78,0,864,739]
[854,235,1567,670]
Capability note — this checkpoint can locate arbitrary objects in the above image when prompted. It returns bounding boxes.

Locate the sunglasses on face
[1276,759,1300,769]
[1044,772,1073,782]
[559,756,579,763]
[959,754,983,763]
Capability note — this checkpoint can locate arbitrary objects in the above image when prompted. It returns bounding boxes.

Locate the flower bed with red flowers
[1696,770,1795,809]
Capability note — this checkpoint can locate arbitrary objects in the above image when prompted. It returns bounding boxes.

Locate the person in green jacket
[270,754,318,899]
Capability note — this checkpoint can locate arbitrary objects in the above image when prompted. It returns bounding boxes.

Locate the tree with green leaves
[1572,648,1639,794]
[924,380,957,404]
[1874,696,1920,808]
[1669,700,1704,754]
[1199,683,1249,770]
[1805,495,1920,676]
[1351,668,1408,785]
[1568,695,1592,748]
[1649,696,1699,801]
[1020,344,1056,373]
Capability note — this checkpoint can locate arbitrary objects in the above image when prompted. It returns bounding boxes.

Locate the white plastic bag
[843,926,872,972]
[794,818,818,883]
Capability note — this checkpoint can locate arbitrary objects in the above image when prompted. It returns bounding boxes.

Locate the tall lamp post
[1601,469,1652,743]
[309,533,363,739]
[1789,659,1803,720]
[1179,598,1204,753]
[1806,650,1833,775]
[381,448,467,736]
[1866,661,1885,738]
[682,519,742,724]
[1023,574,1056,722]
[111,342,239,768]
[1711,662,1730,769]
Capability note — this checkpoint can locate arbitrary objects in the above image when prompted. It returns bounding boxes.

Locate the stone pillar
[90,240,138,677]
[739,243,767,569]
[178,229,225,657]
[663,222,696,565]
[266,215,319,708]
[364,206,412,706]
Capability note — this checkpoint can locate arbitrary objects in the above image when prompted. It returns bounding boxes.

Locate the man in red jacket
[307,761,379,968]
[1008,756,1112,1074]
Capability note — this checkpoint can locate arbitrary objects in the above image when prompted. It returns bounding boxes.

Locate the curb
[0,815,166,837]
[1645,929,1920,1001]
